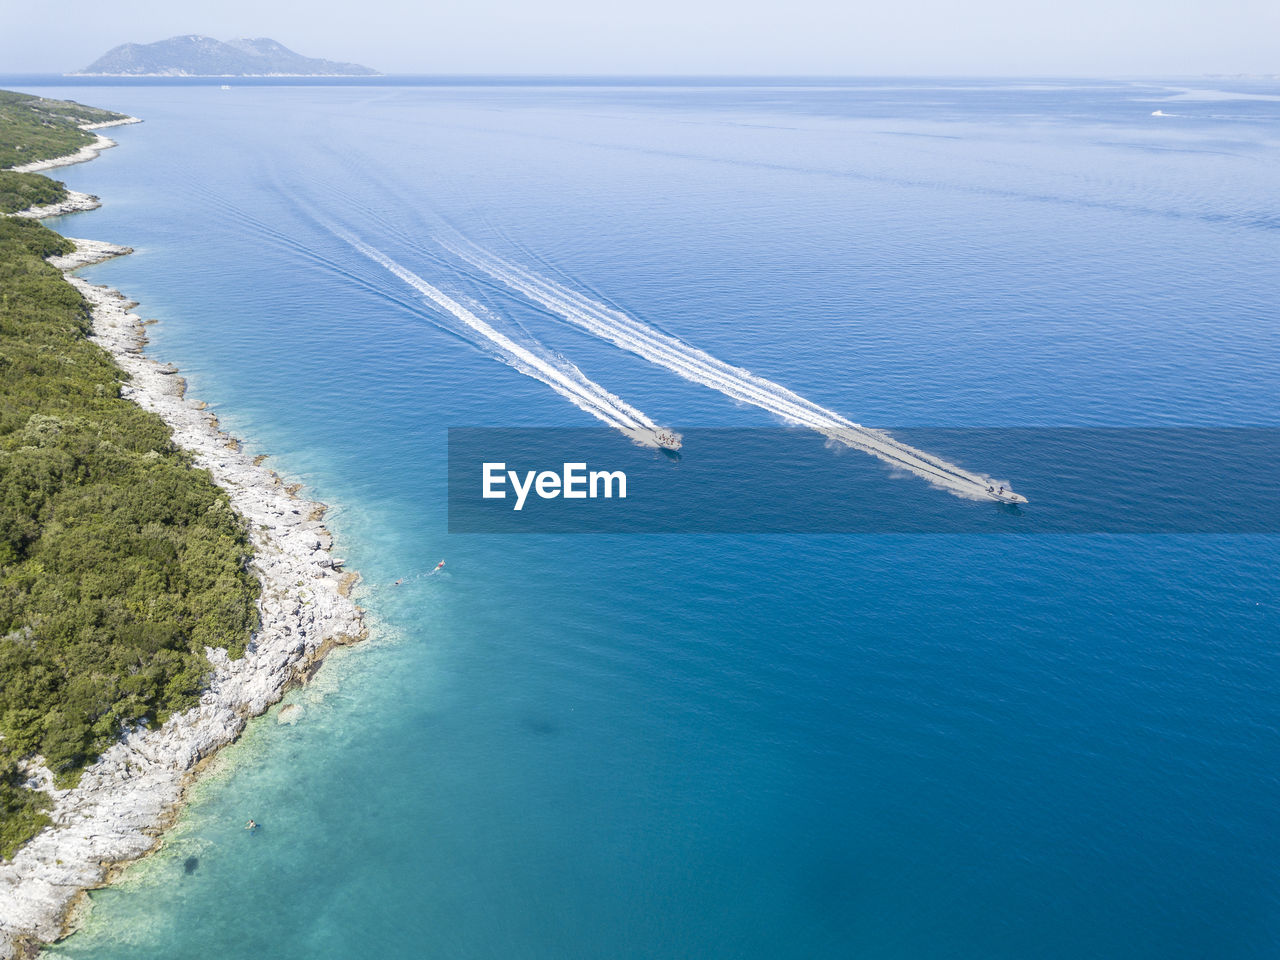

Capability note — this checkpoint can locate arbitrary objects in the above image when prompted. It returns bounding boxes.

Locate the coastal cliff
[0,99,367,957]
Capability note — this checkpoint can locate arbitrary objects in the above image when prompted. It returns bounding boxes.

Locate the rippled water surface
[12,78,1279,958]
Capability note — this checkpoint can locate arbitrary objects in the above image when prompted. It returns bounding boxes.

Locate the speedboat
[654,430,682,451]
[985,484,1027,504]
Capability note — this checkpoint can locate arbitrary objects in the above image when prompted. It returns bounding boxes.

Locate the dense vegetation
[0,170,68,215]
[0,89,107,216]
[1,95,259,861]
[0,90,125,169]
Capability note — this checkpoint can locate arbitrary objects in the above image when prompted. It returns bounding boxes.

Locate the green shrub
[0,754,52,860]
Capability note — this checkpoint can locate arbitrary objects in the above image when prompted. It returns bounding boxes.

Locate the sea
[6,76,1279,958]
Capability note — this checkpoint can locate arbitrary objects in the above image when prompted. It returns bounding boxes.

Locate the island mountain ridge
[73,35,379,77]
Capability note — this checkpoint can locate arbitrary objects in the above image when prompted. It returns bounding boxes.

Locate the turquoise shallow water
[8,78,1279,957]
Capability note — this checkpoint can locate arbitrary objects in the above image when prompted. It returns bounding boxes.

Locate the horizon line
[2,71,1277,83]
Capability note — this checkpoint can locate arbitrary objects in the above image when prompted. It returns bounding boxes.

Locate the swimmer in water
[245,820,257,831]
[394,579,403,586]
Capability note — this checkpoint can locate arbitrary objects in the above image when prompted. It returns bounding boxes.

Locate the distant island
[72,35,379,77]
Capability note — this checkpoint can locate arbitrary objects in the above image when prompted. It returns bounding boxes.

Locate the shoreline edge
[0,116,369,958]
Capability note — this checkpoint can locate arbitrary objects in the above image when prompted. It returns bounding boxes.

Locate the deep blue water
[12,78,1279,958]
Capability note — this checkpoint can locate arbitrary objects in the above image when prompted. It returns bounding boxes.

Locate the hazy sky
[1,0,1277,76]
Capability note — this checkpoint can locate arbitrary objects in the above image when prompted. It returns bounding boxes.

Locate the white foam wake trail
[445,238,1022,502]
[336,230,674,448]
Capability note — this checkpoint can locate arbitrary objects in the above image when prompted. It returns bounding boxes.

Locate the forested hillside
[1,95,259,860]
[0,91,124,169]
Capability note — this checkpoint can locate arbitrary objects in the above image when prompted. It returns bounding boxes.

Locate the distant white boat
[220,84,231,90]
[1151,109,1168,116]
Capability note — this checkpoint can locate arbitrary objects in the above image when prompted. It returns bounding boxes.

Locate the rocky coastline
[0,117,367,958]
[11,189,101,220]
[7,116,140,174]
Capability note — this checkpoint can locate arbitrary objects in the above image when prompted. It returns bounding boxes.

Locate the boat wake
[441,236,1024,503]
[331,228,680,450]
